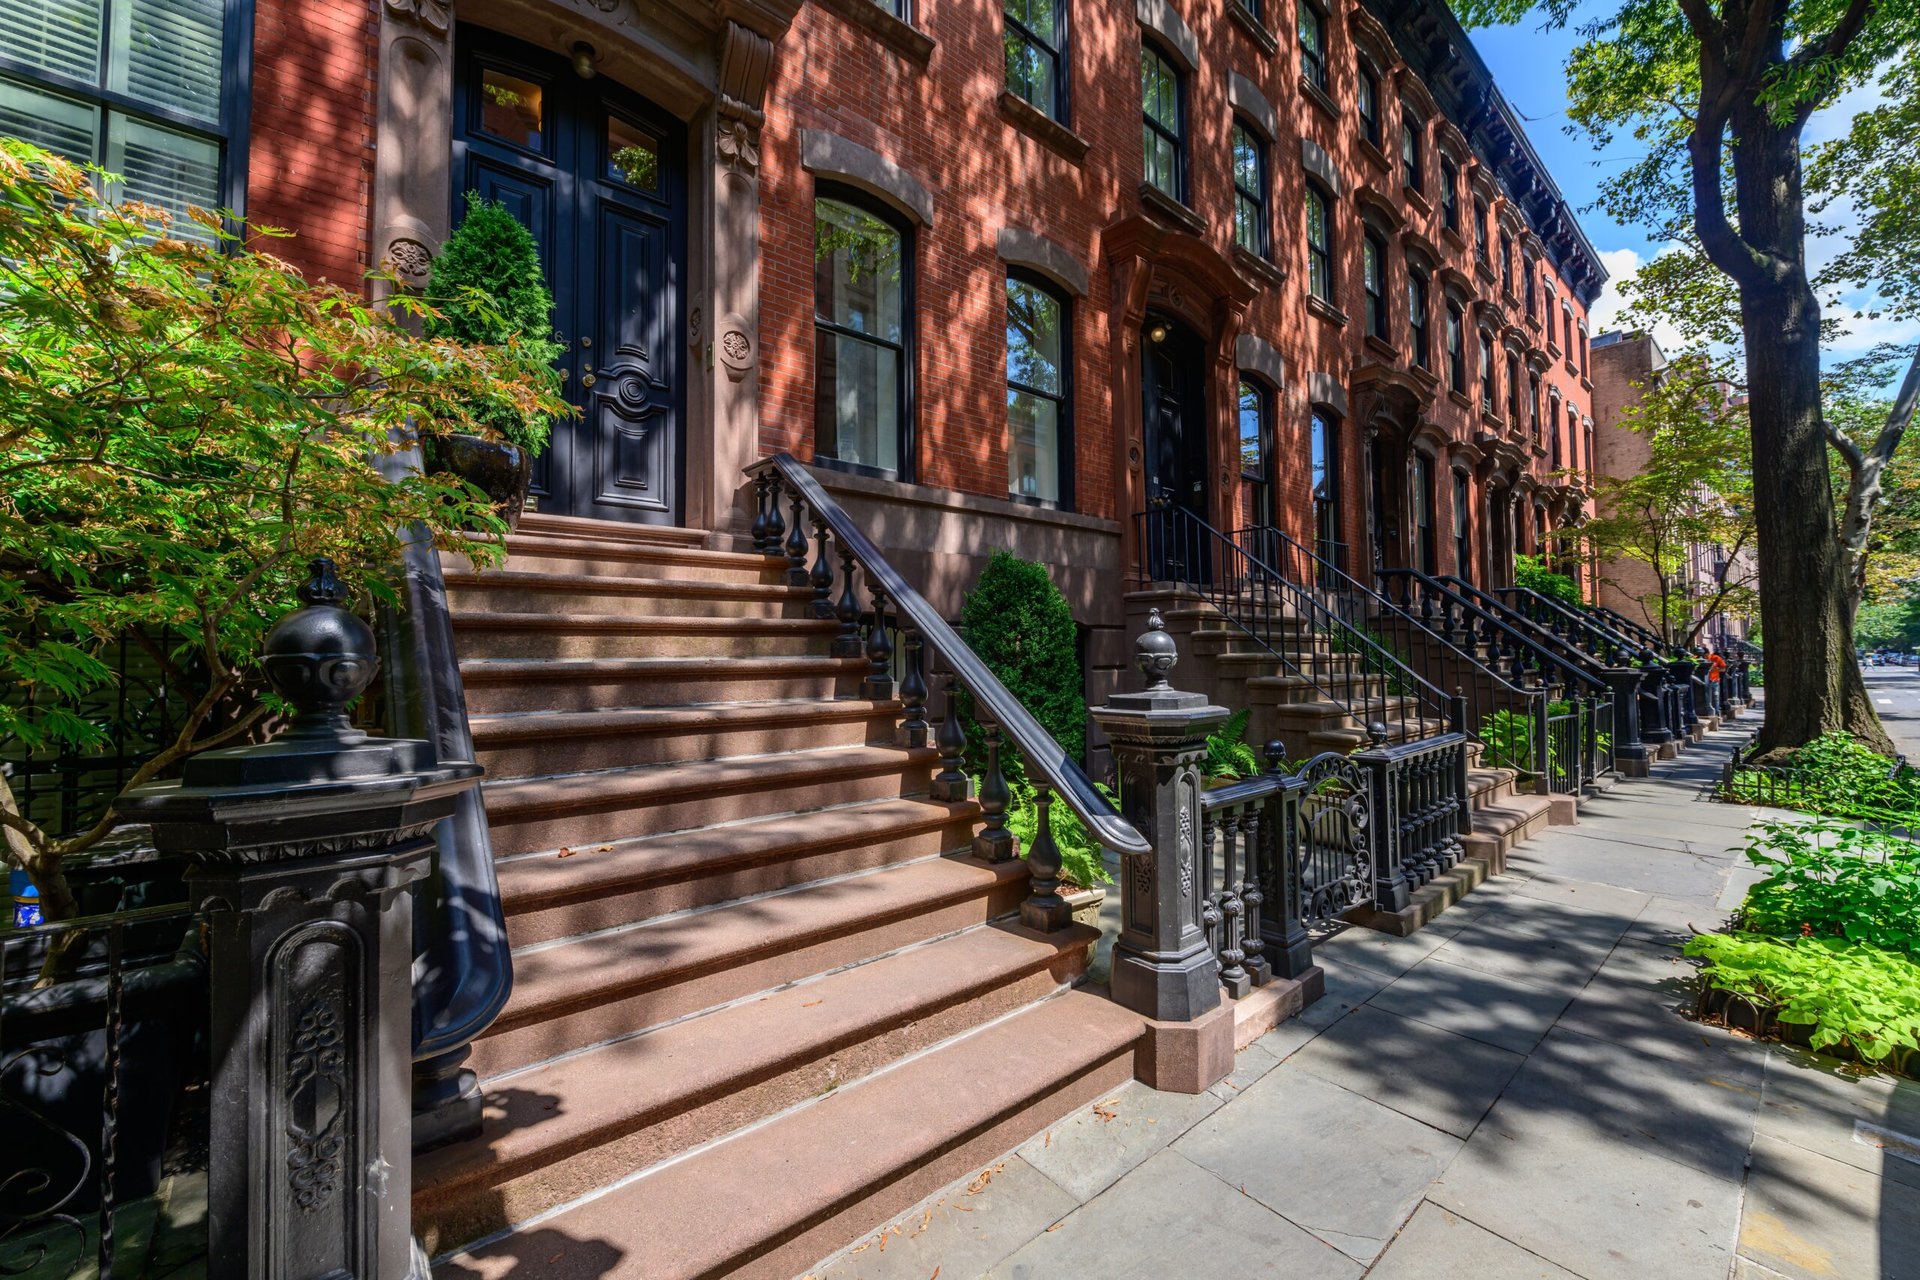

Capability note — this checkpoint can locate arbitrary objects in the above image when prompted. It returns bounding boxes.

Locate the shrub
[0,141,568,919]
[995,773,1115,888]
[957,550,1084,777]
[1730,732,1920,822]
[422,196,564,453]
[1515,554,1584,610]
[1202,708,1260,781]
[1478,707,1538,773]
[1738,817,1920,956]
[1686,931,1920,1063]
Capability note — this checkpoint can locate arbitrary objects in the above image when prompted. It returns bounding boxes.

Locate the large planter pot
[422,431,533,530]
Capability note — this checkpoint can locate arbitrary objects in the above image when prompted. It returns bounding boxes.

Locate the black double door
[452,27,687,524]
[1141,317,1212,581]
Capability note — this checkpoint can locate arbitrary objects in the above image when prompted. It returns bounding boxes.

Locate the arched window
[815,192,912,478]
[1408,267,1431,369]
[1231,120,1269,257]
[1363,229,1389,341]
[1006,272,1070,505]
[1005,0,1068,122]
[1238,379,1272,528]
[1141,42,1184,200]
[1298,0,1328,91]
[1305,183,1333,302]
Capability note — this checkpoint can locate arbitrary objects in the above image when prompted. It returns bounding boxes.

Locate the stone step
[481,743,940,856]
[516,511,709,547]
[413,922,1094,1256]
[445,569,813,619]
[470,698,903,778]
[495,796,982,947]
[471,854,1032,1079]
[451,611,839,658]
[454,533,781,584]
[458,655,869,714]
[434,989,1143,1280]
[1459,791,1554,871]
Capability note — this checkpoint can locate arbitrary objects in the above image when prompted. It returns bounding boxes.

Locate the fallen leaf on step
[1046,1222,1065,1233]
[931,1269,941,1280]
[595,844,613,852]
[965,1162,1005,1195]
[802,999,823,1007]
[921,1207,933,1231]
[557,847,577,858]
[1044,1131,1053,1148]
[1093,1098,1120,1122]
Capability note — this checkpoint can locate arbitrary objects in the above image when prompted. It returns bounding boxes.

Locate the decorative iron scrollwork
[286,997,347,1213]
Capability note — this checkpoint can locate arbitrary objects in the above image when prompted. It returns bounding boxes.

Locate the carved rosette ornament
[717,116,760,175]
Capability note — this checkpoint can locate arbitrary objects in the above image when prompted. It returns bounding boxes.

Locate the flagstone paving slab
[1738,1133,1920,1280]
[1286,1004,1527,1138]
[1365,1201,1584,1280]
[1753,1050,1920,1192]
[811,1154,1077,1280]
[1364,954,1576,1054]
[1014,1080,1224,1204]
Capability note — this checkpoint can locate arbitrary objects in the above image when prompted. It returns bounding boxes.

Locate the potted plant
[419,195,566,527]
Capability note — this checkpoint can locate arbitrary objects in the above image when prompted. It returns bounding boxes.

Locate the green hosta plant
[1732,732,1920,823]
[1478,708,1539,774]
[0,140,569,920]
[1686,932,1920,1064]
[1739,818,1920,956]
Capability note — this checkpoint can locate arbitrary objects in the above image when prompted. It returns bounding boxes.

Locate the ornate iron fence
[1544,702,1583,796]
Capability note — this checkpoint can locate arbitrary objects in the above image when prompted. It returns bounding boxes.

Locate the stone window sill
[1140,182,1207,237]
[1565,358,1579,376]
[1482,409,1505,430]
[1228,1,1280,55]
[1402,184,1431,216]
[1581,375,1594,392]
[1300,76,1340,121]
[813,0,935,64]
[1308,295,1349,327]
[1358,138,1392,174]
[1441,226,1467,253]
[998,91,1090,163]
[1448,389,1475,411]
[1234,245,1287,289]
[1410,364,1440,390]
[1365,334,1398,361]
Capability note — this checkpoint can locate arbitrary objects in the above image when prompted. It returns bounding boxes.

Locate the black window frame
[812,183,916,483]
[1528,371,1541,440]
[1499,229,1514,293]
[1311,406,1342,567]
[1140,39,1186,202]
[873,0,910,16]
[1399,112,1423,194]
[1238,377,1274,529]
[1473,196,1489,259]
[0,0,256,231]
[1408,266,1431,369]
[1524,258,1537,319]
[1356,62,1381,146]
[1446,299,1466,391]
[1506,349,1522,424]
[1004,0,1069,124]
[1362,227,1389,342]
[1412,449,1438,574]
[1305,180,1333,303]
[1004,269,1074,510]
[1231,118,1270,258]
[1439,154,1459,232]
[1479,330,1496,414]
[1297,0,1328,92]
[1452,468,1473,583]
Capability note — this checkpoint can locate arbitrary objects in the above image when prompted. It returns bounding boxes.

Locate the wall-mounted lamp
[1146,320,1170,344]
[571,41,598,79]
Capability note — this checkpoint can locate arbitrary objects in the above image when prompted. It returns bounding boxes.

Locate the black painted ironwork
[1290,752,1374,924]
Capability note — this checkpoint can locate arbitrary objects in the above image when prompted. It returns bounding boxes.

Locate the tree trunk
[1731,103,1893,755]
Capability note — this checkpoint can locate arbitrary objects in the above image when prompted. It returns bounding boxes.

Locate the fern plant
[1202,708,1261,780]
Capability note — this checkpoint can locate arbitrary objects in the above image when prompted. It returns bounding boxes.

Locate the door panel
[451,25,685,525]
[1141,317,1211,582]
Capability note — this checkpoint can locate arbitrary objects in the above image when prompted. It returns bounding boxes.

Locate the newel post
[1089,611,1230,1040]
[122,561,480,1280]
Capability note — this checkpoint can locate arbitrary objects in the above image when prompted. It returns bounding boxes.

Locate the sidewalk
[806,726,1920,1280]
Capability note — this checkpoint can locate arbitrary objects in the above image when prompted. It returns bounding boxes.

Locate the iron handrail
[758,454,1149,856]
[1443,577,1646,672]
[1494,585,1662,665]
[1136,503,1454,733]
[1377,568,1610,695]
[1589,603,1675,654]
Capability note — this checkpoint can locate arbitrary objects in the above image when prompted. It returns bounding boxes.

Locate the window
[1312,409,1341,565]
[1585,422,1595,478]
[1453,470,1473,582]
[1499,230,1514,293]
[1231,121,1268,257]
[1550,401,1562,468]
[1006,275,1070,505]
[1528,373,1541,440]
[1412,451,1437,574]
[1357,65,1380,146]
[872,0,909,15]
[1446,300,1465,391]
[1005,0,1067,122]
[1579,326,1590,377]
[1239,381,1271,528]
[815,195,910,477]
[1473,197,1489,259]
[1479,331,1495,413]
[1506,351,1521,424]
[1400,115,1422,194]
[0,0,242,241]
[1141,42,1184,200]
[1408,268,1430,369]
[1298,0,1327,92]
[1440,155,1459,232]
[1236,0,1264,22]
[1305,183,1332,303]
[1563,307,1574,358]
[1524,260,1537,319]
[1363,230,1388,341]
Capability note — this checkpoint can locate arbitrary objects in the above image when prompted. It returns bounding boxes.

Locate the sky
[1467,1,1912,368]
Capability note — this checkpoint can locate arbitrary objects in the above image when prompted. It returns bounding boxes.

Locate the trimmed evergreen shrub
[957,550,1085,779]
[1514,554,1584,610]
[423,196,563,452]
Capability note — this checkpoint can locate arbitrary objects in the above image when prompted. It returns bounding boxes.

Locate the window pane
[1239,383,1263,476]
[1143,128,1176,194]
[815,330,900,473]
[815,199,904,342]
[0,0,102,84]
[106,112,220,235]
[0,75,99,163]
[479,67,544,150]
[1006,280,1062,394]
[1141,48,1176,129]
[1008,389,1060,501]
[1005,31,1056,115]
[1232,126,1258,191]
[111,0,224,124]
[1311,415,1330,501]
[1306,188,1326,251]
[608,115,660,190]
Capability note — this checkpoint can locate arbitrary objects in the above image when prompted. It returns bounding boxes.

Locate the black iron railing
[1136,505,1455,740]
[1493,586,1660,668]
[1,901,207,1277]
[1590,604,1676,655]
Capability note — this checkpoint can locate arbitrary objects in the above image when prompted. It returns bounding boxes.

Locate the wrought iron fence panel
[1,901,207,1279]
[1544,704,1583,795]
[1290,753,1374,926]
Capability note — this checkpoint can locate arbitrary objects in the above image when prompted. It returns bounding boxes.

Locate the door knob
[581,336,592,349]
[581,373,597,388]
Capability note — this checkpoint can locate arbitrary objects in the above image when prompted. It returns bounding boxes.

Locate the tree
[1457,0,1920,753]
[1581,354,1759,645]
[0,140,569,921]
[1823,347,1920,612]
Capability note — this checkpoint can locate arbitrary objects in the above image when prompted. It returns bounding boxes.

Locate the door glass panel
[607,114,660,191]
[478,67,545,150]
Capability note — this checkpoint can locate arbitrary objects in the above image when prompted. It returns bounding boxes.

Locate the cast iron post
[1604,668,1648,773]
[1089,610,1229,1022]
[122,560,481,1280]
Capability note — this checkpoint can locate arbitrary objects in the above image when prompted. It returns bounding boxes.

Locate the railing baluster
[1218,813,1249,996]
[784,491,810,586]
[1021,779,1073,932]
[974,720,1015,861]
[808,515,835,618]
[1240,808,1269,985]
[864,583,894,700]
[898,628,929,746]
[833,547,863,657]
[750,472,773,552]
[932,672,971,802]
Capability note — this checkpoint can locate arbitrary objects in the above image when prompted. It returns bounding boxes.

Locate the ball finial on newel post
[1135,607,1179,691]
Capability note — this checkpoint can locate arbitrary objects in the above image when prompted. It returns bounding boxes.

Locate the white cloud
[1587,245,1690,354]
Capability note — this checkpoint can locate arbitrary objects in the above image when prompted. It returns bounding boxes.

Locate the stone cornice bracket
[719,21,774,115]
[385,0,449,35]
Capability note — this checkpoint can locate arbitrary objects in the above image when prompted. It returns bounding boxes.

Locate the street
[1864,667,1920,761]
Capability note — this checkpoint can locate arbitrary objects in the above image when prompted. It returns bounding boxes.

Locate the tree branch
[1788,0,1875,76]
